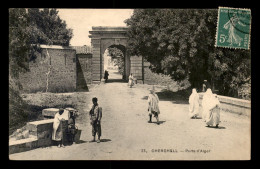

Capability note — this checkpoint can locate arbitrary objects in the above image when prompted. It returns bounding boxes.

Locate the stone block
[9,138,38,154]
[37,138,53,147]
[37,129,52,140]
[27,119,54,138]
[42,108,59,118]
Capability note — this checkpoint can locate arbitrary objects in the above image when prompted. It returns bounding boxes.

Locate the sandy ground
[9,71,251,160]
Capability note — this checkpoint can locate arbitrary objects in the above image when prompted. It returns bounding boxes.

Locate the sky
[57,9,134,46]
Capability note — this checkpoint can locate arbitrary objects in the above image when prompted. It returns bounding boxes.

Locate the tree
[125,9,251,99]
[107,47,125,75]
[9,8,73,76]
[28,8,73,46]
[9,8,73,134]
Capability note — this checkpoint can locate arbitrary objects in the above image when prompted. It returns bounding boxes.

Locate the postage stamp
[215,7,251,49]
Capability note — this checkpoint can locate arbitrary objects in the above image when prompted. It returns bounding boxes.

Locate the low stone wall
[9,115,81,154]
[9,119,54,154]
[26,119,54,147]
[198,93,251,116]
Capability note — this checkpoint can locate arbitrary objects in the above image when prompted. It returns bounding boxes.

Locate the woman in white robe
[52,108,65,147]
[189,88,200,119]
[201,88,213,121]
[205,94,221,128]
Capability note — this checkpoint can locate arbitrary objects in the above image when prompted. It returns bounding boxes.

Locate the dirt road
[9,76,250,160]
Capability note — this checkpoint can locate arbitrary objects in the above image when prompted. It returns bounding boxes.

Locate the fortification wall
[19,47,76,93]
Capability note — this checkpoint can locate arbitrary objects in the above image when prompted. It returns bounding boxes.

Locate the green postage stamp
[215,7,251,49]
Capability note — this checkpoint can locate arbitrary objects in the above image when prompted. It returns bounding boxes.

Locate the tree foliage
[107,47,125,75]
[125,9,251,99]
[9,8,73,76]
[9,8,73,134]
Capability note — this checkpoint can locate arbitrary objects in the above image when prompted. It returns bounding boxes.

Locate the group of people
[52,108,78,148]
[51,80,220,148]
[52,97,103,147]
[188,87,221,128]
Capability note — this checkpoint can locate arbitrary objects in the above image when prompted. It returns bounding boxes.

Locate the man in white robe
[189,88,200,119]
[201,88,213,121]
[148,87,160,125]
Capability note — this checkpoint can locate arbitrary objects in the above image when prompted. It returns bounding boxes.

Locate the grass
[9,92,80,136]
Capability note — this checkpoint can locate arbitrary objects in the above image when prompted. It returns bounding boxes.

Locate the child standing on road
[89,97,102,143]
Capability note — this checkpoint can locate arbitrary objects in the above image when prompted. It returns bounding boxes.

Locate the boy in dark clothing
[89,97,102,143]
[68,110,77,144]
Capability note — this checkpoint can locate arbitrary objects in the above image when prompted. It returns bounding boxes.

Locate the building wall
[91,39,101,82]
[19,48,76,93]
[76,54,92,86]
[130,56,143,83]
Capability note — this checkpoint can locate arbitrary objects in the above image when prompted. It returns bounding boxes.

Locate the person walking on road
[147,86,160,125]
[205,94,221,128]
[104,70,109,83]
[89,97,102,143]
[189,88,200,119]
[201,88,213,121]
[128,73,134,88]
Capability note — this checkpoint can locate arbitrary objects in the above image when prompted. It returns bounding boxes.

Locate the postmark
[215,7,251,49]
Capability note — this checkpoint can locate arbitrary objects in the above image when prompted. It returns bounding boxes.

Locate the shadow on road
[100,139,111,142]
[75,140,88,144]
[106,79,127,83]
[205,126,226,129]
[88,139,112,143]
[190,116,202,119]
[150,121,166,125]
[141,89,190,104]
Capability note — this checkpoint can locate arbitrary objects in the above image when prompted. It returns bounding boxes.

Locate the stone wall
[19,46,77,93]
[9,118,78,154]
[76,54,92,85]
[198,93,251,116]
[130,56,143,83]
[91,39,101,83]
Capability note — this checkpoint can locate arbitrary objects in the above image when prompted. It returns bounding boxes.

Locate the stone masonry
[19,45,77,93]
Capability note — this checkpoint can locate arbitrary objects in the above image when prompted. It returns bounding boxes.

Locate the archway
[89,26,130,83]
[103,44,126,82]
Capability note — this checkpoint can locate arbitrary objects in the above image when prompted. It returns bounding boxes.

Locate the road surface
[9,75,250,160]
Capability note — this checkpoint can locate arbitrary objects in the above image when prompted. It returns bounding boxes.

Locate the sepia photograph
[9,8,251,160]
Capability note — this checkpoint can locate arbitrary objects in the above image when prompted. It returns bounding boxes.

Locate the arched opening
[103,44,126,83]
